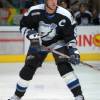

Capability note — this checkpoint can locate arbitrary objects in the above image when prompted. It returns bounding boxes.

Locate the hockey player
[8,0,85,100]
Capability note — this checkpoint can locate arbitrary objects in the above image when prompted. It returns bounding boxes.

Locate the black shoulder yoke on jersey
[20,4,76,46]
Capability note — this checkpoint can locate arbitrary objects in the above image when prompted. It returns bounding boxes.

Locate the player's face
[46,0,58,13]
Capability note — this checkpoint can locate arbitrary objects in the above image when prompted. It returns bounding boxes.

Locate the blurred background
[0,0,100,26]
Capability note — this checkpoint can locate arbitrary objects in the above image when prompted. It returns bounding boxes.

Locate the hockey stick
[52,49,100,71]
[31,39,100,71]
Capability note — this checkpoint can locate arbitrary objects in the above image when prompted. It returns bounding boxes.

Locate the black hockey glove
[26,29,42,44]
[26,29,38,40]
[67,46,80,65]
[26,29,42,51]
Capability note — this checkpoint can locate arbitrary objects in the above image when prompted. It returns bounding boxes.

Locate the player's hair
[44,0,60,4]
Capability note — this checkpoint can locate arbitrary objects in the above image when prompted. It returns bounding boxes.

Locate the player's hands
[26,29,42,48]
[26,29,39,40]
[68,46,80,65]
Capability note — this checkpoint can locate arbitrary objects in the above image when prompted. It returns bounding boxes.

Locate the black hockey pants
[19,45,74,80]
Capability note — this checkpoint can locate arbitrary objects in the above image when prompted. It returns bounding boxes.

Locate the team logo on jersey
[38,21,57,41]
[58,19,66,26]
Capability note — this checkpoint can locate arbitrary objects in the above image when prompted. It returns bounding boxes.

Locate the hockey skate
[8,95,21,100]
[75,95,84,100]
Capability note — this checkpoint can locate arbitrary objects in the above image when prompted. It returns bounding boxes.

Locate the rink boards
[0,26,100,62]
[0,53,100,63]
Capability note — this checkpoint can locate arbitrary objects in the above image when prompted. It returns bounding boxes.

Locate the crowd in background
[0,0,100,25]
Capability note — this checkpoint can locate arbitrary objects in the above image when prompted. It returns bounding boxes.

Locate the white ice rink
[0,62,100,100]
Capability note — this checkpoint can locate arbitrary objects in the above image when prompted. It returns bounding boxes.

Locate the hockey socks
[14,78,29,98]
[62,71,83,97]
[15,84,27,98]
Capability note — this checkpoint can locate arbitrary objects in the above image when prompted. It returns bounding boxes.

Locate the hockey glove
[26,30,42,51]
[67,46,80,65]
[26,29,41,43]
[26,29,38,40]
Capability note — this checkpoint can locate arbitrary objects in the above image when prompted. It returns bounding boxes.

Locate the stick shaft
[52,49,100,71]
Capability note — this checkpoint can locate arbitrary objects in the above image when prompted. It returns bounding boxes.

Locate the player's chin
[49,6,57,10]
